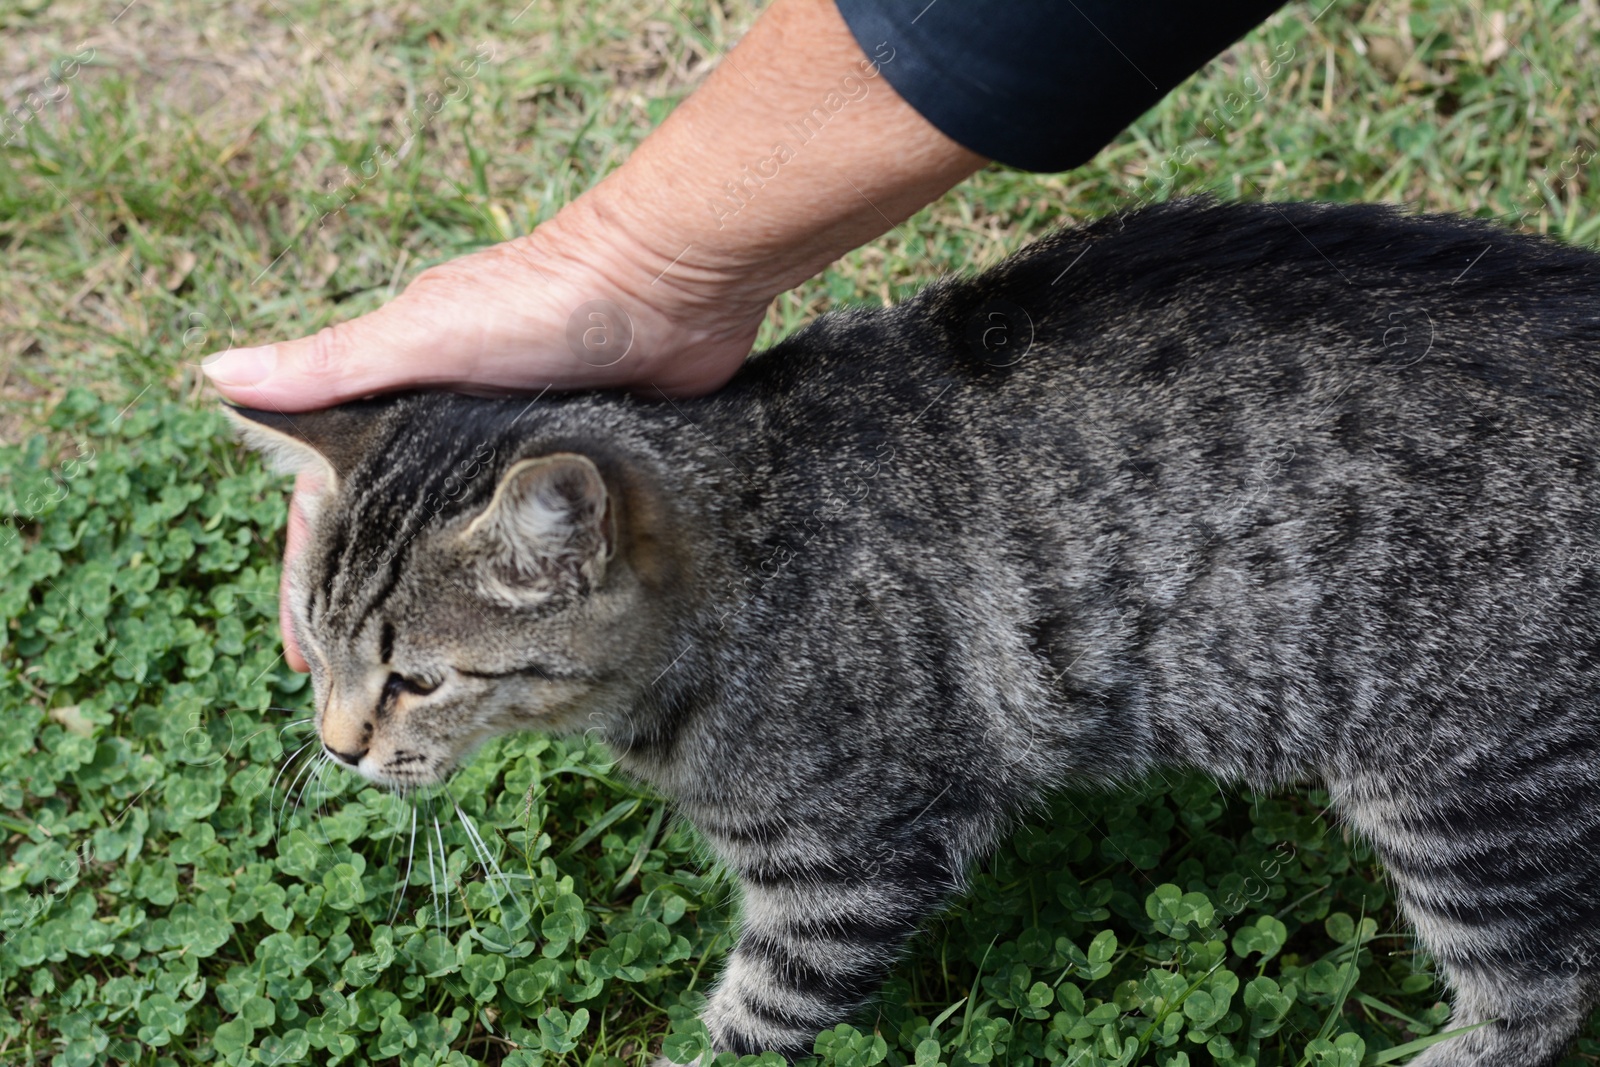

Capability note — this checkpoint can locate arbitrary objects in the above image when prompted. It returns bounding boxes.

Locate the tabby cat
[230,198,1600,1065]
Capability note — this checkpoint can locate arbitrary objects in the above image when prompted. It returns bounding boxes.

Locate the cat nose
[321,683,376,767]
[325,743,368,766]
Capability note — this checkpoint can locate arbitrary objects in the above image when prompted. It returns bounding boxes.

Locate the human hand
[201,202,770,409]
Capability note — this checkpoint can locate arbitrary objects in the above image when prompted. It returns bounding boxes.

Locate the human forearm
[546,0,987,318]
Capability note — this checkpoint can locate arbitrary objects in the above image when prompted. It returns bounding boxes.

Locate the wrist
[543,183,776,316]
[522,194,770,393]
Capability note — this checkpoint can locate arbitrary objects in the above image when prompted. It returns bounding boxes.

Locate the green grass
[1,0,1598,1065]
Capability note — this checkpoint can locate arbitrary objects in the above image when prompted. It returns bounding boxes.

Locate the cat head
[227,395,663,789]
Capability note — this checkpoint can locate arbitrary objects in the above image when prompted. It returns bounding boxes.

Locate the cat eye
[384,672,439,699]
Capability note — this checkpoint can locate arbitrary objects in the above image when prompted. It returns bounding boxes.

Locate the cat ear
[224,403,385,507]
[460,454,615,603]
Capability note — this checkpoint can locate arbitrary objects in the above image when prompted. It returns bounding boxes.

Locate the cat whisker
[293,749,324,808]
[451,800,496,885]
[391,802,419,926]
[452,797,525,934]
[300,753,336,844]
[380,782,409,874]
[277,744,323,839]
[432,802,450,936]
[424,796,443,934]
[421,802,435,918]
[302,757,326,835]
[271,739,316,804]
[314,755,336,838]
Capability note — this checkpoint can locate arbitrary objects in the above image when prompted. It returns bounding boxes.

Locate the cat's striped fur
[232,199,1600,1064]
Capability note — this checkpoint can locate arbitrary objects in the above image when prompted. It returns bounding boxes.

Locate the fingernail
[202,345,277,386]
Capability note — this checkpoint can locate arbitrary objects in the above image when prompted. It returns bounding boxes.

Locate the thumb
[201,295,464,412]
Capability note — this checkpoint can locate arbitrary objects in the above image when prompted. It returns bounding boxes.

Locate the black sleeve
[833,0,1291,172]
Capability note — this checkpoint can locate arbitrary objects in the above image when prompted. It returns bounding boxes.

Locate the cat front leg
[699,877,922,1056]
[679,830,973,1061]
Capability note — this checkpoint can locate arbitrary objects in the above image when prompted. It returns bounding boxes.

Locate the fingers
[203,297,446,413]
[279,471,319,674]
